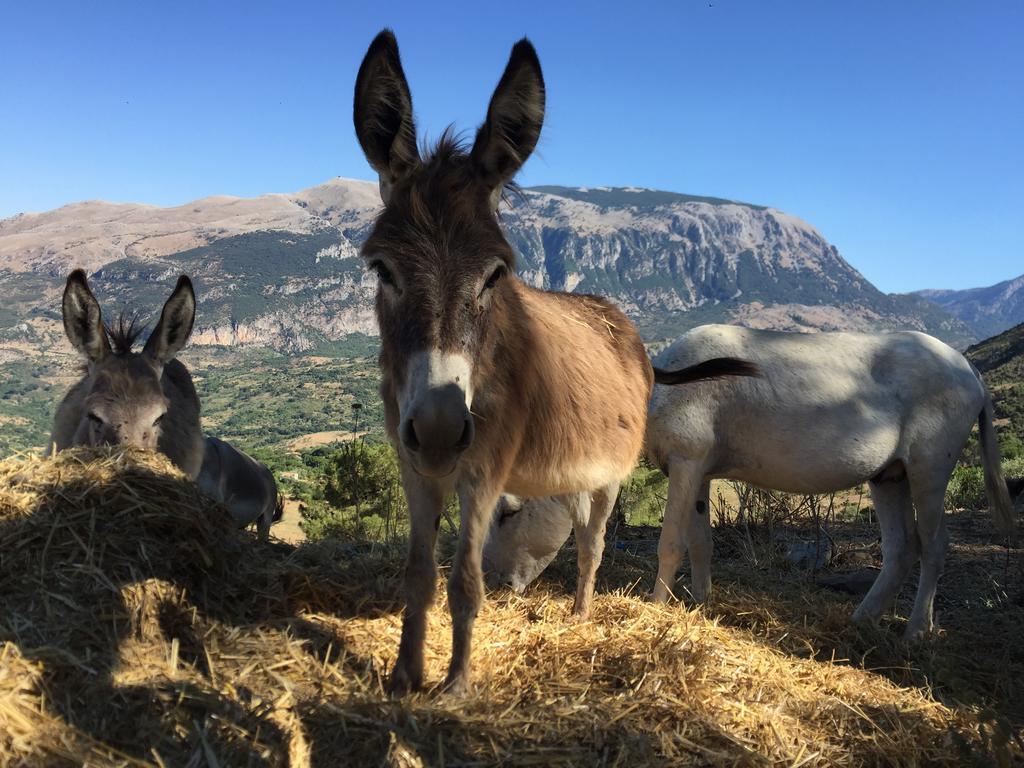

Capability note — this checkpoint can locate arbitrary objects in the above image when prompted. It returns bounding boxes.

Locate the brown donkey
[49,270,204,479]
[353,30,756,694]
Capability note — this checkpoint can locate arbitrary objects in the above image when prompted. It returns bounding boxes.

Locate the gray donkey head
[54,270,203,477]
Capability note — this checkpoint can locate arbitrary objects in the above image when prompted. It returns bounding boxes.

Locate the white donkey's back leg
[571,482,619,619]
[654,459,708,603]
[905,470,952,639]
[851,476,917,624]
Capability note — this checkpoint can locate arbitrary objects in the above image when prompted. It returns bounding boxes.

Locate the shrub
[299,499,355,541]
[946,465,986,510]
[945,457,1024,510]
[1002,455,1024,480]
[1001,432,1023,461]
[323,442,403,516]
[617,459,669,527]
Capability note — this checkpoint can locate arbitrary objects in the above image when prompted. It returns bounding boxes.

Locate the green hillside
[967,322,1024,455]
[0,338,384,458]
[92,229,367,327]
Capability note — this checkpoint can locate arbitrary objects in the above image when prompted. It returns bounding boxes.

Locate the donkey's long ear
[144,275,195,365]
[353,29,420,203]
[62,269,111,363]
[471,39,545,203]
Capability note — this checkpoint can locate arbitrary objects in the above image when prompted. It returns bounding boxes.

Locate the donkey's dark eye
[87,412,103,426]
[483,265,507,292]
[497,506,520,527]
[153,414,165,427]
[370,260,396,288]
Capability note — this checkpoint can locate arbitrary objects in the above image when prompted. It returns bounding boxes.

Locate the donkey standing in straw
[352,30,757,694]
[484,325,1017,639]
[51,270,280,539]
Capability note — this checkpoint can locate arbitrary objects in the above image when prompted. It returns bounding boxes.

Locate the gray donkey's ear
[62,269,111,363]
[144,275,196,364]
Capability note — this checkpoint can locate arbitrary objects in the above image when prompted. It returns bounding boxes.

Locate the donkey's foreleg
[654,461,707,603]
[444,475,502,695]
[388,468,445,695]
[571,482,619,619]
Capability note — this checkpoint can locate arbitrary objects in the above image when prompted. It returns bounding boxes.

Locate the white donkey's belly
[725,449,896,494]
[717,412,904,493]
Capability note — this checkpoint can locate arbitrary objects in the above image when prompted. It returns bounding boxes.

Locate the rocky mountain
[916,273,1024,340]
[0,179,975,353]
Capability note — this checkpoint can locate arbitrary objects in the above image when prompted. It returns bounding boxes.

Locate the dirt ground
[275,498,307,544]
[286,430,369,451]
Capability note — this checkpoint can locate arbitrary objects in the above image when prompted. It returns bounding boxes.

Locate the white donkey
[485,325,1016,639]
[483,494,575,592]
[195,436,281,541]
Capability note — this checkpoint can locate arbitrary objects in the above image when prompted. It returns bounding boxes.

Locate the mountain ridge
[915,273,1024,340]
[0,179,977,352]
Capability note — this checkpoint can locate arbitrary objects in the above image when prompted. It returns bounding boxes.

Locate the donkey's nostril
[401,419,421,452]
[455,417,474,452]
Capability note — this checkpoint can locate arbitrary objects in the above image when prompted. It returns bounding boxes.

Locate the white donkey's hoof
[850,606,881,626]
[902,622,934,642]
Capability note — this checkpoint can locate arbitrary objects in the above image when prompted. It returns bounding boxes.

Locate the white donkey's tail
[976,382,1015,538]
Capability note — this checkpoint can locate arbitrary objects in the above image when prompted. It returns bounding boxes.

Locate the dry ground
[285,430,369,451]
[1,449,1021,766]
[275,499,308,545]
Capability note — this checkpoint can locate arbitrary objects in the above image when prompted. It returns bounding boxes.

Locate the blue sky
[1,1,1020,293]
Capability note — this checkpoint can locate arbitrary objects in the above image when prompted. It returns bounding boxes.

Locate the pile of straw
[0,448,1011,765]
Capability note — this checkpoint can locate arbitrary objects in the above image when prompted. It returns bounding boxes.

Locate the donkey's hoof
[687,581,711,605]
[441,671,472,696]
[567,609,591,625]
[569,598,592,622]
[386,663,423,696]
[902,622,935,643]
[850,605,881,626]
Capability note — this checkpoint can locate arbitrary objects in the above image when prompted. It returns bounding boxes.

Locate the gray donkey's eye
[87,412,103,425]
[497,506,520,527]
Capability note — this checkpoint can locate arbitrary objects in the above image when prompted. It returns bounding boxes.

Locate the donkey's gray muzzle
[400,383,474,477]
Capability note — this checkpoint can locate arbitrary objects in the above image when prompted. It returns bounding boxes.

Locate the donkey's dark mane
[369,128,520,268]
[419,129,524,207]
[105,313,148,356]
[418,127,469,168]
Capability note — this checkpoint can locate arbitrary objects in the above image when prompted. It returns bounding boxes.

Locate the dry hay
[0,449,1014,766]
